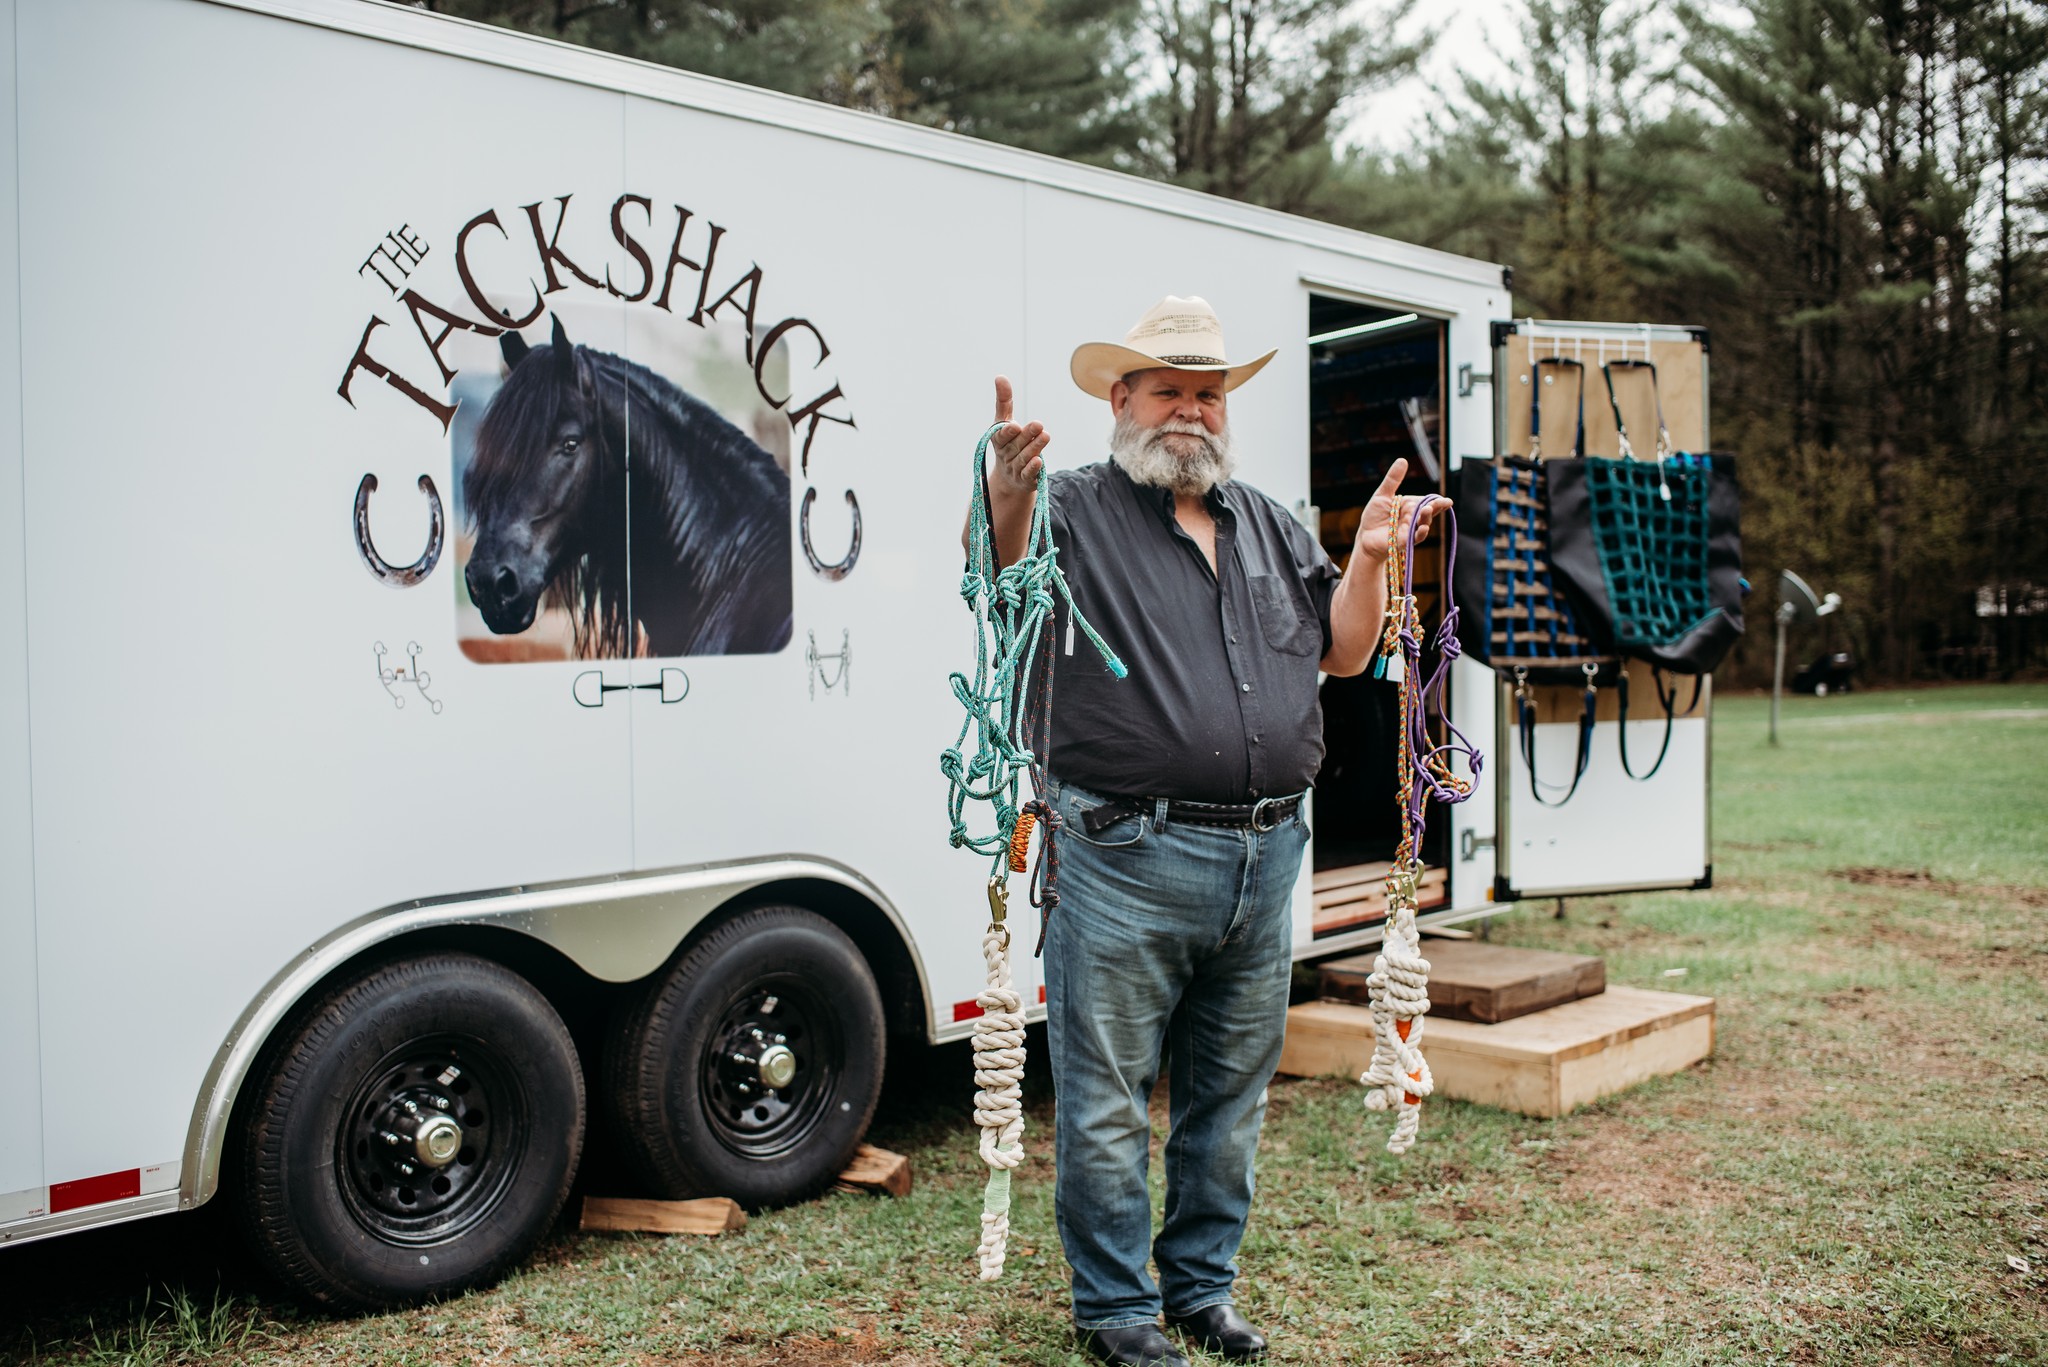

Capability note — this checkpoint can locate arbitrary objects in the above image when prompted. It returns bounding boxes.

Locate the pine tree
[1131,0,1428,212]
[882,0,1145,165]
[406,2,895,105]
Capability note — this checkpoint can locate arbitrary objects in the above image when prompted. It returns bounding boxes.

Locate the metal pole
[1771,607,1789,746]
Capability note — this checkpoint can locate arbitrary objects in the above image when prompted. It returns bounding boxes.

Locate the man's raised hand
[989,375,1048,494]
[1355,458,1448,565]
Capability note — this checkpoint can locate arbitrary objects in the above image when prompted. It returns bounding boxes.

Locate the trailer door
[1488,320,1714,899]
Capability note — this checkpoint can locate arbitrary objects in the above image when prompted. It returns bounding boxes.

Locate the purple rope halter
[1395,502,1482,844]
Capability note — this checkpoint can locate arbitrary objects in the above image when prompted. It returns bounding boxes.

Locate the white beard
[1108,410,1236,495]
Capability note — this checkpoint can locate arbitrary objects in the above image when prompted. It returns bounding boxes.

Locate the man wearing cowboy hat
[977,296,1440,1366]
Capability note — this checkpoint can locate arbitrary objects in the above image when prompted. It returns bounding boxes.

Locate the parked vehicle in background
[1793,652,1857,696]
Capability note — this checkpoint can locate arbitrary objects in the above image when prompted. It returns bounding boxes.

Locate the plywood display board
[1518,659,1712,725]
[1501,333,1707,459]
[1492,325,1713,733]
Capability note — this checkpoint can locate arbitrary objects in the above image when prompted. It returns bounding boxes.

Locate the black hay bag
[1452,454,1611,677]
[1545,452,1744,675]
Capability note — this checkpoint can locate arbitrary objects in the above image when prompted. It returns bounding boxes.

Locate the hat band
[1150,353,1226,366]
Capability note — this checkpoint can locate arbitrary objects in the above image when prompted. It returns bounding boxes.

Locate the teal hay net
[1583,453,1714,650]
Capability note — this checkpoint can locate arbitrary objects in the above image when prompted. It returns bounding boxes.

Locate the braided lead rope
[941,421,1124,1280]
[1361,497,1481,1155]
[973,921,1025,1279]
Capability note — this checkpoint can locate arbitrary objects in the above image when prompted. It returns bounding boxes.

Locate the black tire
[606,903,884,1208]
[235,952,585,1310]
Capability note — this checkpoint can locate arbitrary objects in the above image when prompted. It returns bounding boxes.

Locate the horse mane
[600,351,789,545]
[603,350,791,655]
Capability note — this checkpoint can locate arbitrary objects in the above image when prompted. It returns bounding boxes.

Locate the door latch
[1457,363,1493,398]
[1459,829,1497,862]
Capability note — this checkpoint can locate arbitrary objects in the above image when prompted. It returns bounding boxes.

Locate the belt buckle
[1250,796,1287,832]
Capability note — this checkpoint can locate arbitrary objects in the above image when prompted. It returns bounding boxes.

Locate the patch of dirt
[1812,981,2038,1106]
[1538,1116,1749,1222]
[1832,866,2048,908]
[1834,911,2048,977]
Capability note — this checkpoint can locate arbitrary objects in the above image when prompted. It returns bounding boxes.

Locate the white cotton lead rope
[972,921,1026,1280]
[1360,870,1433,1154]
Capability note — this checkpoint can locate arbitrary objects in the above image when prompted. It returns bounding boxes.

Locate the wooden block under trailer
[1276,986,1715,1119]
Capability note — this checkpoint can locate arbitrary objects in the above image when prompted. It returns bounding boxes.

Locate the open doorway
[1307,294,1451,937]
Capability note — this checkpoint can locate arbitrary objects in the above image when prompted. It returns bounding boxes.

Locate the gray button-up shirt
[1041,460,1341,802]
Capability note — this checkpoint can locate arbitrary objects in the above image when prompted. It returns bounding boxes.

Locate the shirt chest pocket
[1247,572,1319,657]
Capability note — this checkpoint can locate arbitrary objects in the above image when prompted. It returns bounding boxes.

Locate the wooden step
[1311,863,1446,935]
[1276,986,1715,1118]
[1318,941,1604,1024]
[1313,860,1393,894]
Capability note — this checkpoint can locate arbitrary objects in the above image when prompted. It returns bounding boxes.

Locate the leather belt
[1080,792,1303,837]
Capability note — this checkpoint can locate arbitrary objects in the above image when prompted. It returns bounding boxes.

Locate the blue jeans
[1041,776,1310,1330]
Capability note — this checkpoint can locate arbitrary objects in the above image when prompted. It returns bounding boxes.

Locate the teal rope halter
[941,423,1124,877]
[940,421,1124,1281]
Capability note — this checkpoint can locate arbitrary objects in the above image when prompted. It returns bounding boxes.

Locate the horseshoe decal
[800,487,862,582]
[354,473,445,588]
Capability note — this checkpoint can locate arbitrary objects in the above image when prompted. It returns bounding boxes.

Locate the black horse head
[462,314,792,658]
[463,315,631,655]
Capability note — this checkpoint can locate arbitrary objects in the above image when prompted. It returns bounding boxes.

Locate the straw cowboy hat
[1070,295,1278,401]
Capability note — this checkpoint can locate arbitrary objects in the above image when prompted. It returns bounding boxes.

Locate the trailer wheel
[607,903,884,1207]
[236,952,584,1310]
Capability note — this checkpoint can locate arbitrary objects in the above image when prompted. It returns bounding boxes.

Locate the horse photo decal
[455,313,794,662]
[336,192,863,667]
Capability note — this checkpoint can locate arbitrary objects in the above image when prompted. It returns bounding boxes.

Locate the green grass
[6,683,2046,1365]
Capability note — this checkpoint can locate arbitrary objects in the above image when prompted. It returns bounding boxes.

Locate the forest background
[408,0,2048,685]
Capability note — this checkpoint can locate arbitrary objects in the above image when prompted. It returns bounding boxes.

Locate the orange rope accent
[1396,1019,1421,1103]
[1007,810,1037,873]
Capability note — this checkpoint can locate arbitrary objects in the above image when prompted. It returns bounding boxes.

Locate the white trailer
[0,0,1716,1305]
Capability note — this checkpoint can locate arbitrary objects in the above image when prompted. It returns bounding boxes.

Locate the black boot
[1166,1304,1268,1361]
[1077,1323,1191,1367]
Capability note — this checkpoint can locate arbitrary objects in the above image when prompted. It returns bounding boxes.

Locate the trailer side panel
[0,0,49,1226]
